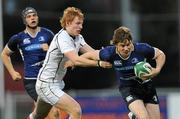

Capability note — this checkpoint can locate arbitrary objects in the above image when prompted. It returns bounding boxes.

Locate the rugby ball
[134,61,151,78]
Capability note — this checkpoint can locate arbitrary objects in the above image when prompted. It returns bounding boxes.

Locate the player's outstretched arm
[64,50,112,68]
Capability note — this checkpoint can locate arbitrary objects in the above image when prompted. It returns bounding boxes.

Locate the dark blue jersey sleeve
[99,46,116,62]
[7,34,20,52]
[135,43,155,59]
[42,27,54,45]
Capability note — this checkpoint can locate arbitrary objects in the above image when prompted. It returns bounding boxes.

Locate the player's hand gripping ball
[134,61,151,79]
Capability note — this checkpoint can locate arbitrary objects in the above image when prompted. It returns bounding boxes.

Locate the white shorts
[36,79,65,105]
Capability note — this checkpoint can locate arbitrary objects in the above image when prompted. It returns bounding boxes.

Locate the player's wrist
[97,60,101,67]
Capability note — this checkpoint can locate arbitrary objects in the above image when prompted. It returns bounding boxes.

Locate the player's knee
[51,108,60,117]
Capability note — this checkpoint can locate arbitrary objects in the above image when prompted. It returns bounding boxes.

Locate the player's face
[25,12,39,28]
[116,39,133,58]
[66,16,83,36]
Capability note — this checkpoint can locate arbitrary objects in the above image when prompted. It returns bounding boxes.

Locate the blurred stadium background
[0,0,180,119]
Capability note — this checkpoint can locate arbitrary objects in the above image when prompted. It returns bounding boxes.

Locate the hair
[111,26,132,45]
[60,7,84,28]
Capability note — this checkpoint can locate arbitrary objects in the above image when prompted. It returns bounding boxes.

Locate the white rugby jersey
[37,29,87,82]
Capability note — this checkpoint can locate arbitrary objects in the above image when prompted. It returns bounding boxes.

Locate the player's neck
[25,27,40,38]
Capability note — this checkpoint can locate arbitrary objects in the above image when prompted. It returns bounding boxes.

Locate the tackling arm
[64,50,99,67]
[64,50,112,68]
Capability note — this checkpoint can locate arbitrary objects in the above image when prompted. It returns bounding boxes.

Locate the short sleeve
[7,34,19,52]
[99,46,115,61]
[135,43,155,59]
[57,35,75,53]
[46,29,54,45]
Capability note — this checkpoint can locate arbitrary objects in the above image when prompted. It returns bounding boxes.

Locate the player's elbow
[159,50,166,61]
[1,50,6,59]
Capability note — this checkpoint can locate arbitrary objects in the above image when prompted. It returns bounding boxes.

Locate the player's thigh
[55,93,81,115]
[24,79,38,101]
[146,103,160,119]
[36,80,65,105]
[129,100,149,119]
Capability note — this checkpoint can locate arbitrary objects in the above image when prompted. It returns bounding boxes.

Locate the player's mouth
[30,20,37,24]
[76,29,81,34]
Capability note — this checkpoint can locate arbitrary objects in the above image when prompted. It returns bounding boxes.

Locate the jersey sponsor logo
[114,60,122,66]
[115,66,134,71]
[38,36,45,42]
[23,38,31,44]
[120,76,136,80]
[25,44,41,51]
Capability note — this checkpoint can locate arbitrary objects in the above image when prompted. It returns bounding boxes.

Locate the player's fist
[11,71,22,81]
[98,60,112,68]
[41,43,49,51]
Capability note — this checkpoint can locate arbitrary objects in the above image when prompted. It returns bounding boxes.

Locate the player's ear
[66,21,70,26]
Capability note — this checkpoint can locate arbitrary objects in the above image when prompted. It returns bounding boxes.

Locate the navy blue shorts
[23,79,38,102]
[119,80,159,107]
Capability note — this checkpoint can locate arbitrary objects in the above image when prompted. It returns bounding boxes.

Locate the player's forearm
[155,50,166,72]
[80,50,99,60]
[73,56,98,67]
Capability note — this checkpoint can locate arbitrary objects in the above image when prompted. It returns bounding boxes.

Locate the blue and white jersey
[7,27,54,80]
[99,43,155,86]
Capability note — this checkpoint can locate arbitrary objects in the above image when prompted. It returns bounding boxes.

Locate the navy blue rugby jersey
[7,27,54,80]
[99,43,155,86]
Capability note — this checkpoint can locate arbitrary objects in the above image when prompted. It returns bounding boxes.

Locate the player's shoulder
[40,27,54,35]
[134,42,152,50]
[105,45,116,50]
[77,34,84,39]
[56,29,83,40]
[10,31,25,40]
[135,42,150,46]
[53,29,70,43]
[101,45,116,53]
[56,29,67,37]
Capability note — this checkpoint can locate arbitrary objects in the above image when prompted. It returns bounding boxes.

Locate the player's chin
[74,32,80,36]
[76,29,81,33]
[30,22,38,26]
[122,53,129,58]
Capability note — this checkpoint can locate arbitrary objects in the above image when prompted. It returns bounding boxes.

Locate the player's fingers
[13,77,21,81]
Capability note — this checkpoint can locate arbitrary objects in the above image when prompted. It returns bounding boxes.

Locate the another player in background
[65,26,166,119]
[1,7,60,119]
[34,7,111,119]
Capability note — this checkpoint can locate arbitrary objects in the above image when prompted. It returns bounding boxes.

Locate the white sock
[29,113,34,119]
